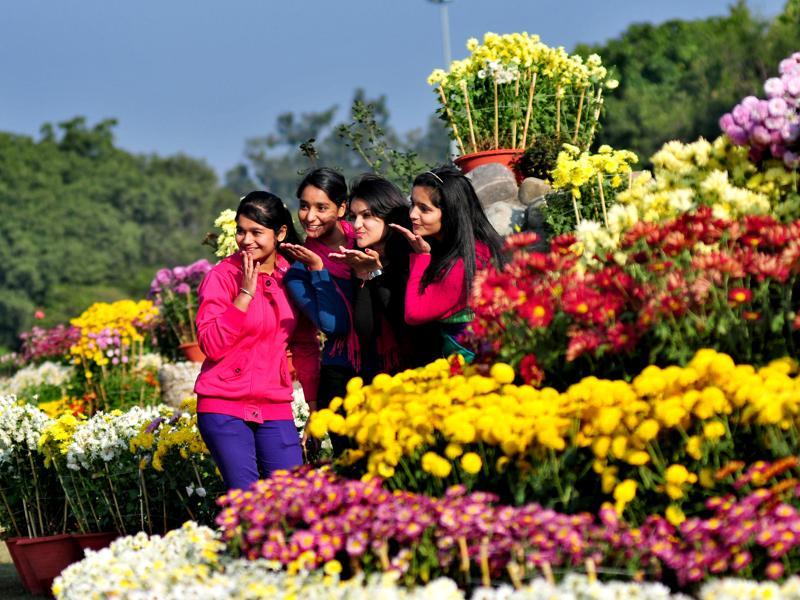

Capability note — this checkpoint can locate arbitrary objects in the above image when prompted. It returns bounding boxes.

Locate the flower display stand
[178,341,206,363]
[454,148,523,182]
[11,534,83,596]
[72,531,119,552]
[5,537,44,595]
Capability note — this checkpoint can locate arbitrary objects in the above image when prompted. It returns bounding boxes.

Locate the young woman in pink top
[391,166,504,361]
[194,191,319,491]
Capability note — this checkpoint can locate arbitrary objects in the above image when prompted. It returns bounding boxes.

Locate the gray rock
[465,163,518,208]
[518,177,552,206]
[485,201,527,237]
[526,198,551,251]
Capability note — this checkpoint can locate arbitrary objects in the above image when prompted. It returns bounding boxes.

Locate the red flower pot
[5,537,44,595]
[454,148,523,183]
[178,341,206,363]
[14,534,83,596]
[72,531,119,553]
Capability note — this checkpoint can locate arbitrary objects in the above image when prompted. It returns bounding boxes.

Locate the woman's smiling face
[297,185,345,241]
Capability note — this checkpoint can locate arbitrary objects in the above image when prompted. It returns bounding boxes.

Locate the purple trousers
[197,413,302,491]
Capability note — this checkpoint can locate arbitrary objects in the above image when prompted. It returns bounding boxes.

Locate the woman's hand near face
[329,247,382,279]
[234,252,259,311]
[281,243,325,271]
[388,223,431,254]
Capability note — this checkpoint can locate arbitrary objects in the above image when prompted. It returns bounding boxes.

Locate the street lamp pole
[427,0,453,68]
[427,0,456,158]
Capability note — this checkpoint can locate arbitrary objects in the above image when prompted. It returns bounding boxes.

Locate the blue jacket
[283,263,354,368]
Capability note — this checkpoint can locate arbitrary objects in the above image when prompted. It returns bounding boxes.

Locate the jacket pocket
[218,364,245,382]
[279,353,293,386]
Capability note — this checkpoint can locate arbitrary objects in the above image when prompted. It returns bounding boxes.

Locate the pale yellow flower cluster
[428,32,609,89]
[214,208,238,258]
[617,137,771,225]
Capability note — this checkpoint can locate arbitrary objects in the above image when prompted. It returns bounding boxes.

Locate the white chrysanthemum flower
[0,361,75,397]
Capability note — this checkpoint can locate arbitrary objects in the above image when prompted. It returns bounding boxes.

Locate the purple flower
[785,75,800,97]
[765,77,785,98]
[726,125,749,146]
[155,268,172,286]
[175,283,191,295]
[768,97,788,117]
[172,266,187,280]
[731,104,752,128]
[751,125,772,146]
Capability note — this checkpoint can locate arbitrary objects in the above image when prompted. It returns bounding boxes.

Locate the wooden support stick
[494,79,499,149]
[572,87,586,144]
[461,81,478,153]
[521,71,538,149]
[512,76,520,148]
[438,85,465,155]
[597,172,608,228]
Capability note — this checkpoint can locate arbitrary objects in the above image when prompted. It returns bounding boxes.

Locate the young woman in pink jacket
[194,191,319,491]
[391,166,504,361]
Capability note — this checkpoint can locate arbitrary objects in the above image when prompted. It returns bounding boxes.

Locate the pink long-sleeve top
[404,241,490,325]
[194,252,319,422]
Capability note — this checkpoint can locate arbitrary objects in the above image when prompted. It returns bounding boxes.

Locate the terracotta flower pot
[13,534,83,595]
[454,148,523,183]
[178,341,206,363]
[72,531,119,552]
[5,537,43,595]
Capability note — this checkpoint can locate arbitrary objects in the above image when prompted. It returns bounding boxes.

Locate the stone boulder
[465,163,518,208]
[158,361,202,408]
[518,177,552,206]
[485,201,527,237]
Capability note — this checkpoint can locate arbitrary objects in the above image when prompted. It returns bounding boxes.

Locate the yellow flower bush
[310,351,800,522]
[69,299,158,373]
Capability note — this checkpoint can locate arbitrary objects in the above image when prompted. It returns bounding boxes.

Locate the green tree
[577,0,799,162]
[0,118,237,347]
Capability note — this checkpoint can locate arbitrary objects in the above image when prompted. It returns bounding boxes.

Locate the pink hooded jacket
[194,252,319,422]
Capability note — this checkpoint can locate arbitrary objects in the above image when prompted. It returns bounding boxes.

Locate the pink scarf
[303,221,361,371]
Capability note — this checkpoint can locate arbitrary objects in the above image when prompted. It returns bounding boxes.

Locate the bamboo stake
[542,561,555,585]
[511,76,520,148]
[104,463,126,531]
[27,451,45,535]
[458,536,470,572]
[21,497,33,537]
[185,290,197,343]
[460,81,478,153]
[479,537,491,587]
[139,468,152,534]
[377,543,390,570]
[585,87,604,150]
[56,467,87,533]
[572,87,586,144]
[493,79,499,149]
[507,562,523,590]
[572,192,582,225]
[555,87,563,139]
[438,85,465,155]
[597,172,609,227]
[0,485,22,537]
[585,558,597,583]
[520,71,538,149]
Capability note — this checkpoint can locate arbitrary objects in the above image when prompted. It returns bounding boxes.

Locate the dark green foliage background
[0,117,237,348]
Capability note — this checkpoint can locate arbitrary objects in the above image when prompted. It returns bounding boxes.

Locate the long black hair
[236,191,301,255]
[348,173,412,270]
[296,167,348,208]
[412,166,504,292]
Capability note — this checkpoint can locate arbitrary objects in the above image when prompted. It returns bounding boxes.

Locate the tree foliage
[228,89,450,208]
[577,0,799,163]
[0,117,236,347]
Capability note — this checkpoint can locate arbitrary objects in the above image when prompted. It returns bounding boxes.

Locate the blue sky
[1,0,787,177]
